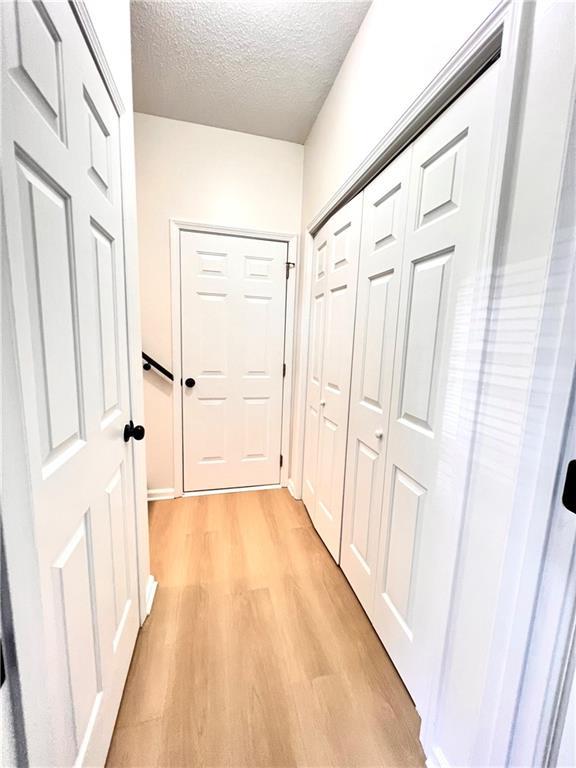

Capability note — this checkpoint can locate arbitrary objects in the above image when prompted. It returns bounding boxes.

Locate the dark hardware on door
[185,378,196,388]
[124,420,146,442]
[562,459,576,513]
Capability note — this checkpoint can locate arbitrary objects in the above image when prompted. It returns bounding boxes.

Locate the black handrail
[142,352,174,381]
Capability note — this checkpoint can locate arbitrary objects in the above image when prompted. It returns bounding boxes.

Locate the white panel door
[372,63,500,711]
[302,222,329,518]
[181,231,287,492]
[340,151,411,609]
[2,2,140,765]
[302,196,362,561]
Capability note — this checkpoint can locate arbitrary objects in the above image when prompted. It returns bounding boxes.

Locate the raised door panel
[92,224,121,425]
[53,514,101,753]
[348,439,379,569]
[372,63,499,712]
[341,152,411,609]
[15,154,85,474]
[197,292,230,378]
[378,469,426,644]
[399,250,452,434]
[84,89,111,199]
[11,0,65,139]
[240,294,273,378]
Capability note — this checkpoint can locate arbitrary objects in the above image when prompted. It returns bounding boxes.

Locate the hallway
[106,490,425,767]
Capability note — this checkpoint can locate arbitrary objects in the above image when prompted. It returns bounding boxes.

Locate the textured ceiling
[130,1,371,143]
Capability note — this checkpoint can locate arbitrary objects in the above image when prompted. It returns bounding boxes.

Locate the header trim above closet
[308,0,518,236]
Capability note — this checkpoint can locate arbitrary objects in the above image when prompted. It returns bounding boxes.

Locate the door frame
[169,219,299,497]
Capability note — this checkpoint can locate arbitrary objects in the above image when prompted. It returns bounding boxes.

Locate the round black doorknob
[185,378,196,388]
[124,420,146,442]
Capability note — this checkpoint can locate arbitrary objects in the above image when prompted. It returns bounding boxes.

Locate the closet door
[372,63,499,711]
[302,196,362,561]
[302,223,329,516]
[340,151,411,609]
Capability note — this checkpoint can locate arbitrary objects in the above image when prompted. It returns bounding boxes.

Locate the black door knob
[185,378,196,388]
[124,420,146,442]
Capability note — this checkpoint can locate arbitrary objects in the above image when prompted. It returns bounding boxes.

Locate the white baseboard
[147,487,175,502]
[145,574,158,616]
[287,478,300,500]
[183,483,282,498]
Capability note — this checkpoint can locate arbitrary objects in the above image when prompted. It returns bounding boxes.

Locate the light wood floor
[107,489,425,767]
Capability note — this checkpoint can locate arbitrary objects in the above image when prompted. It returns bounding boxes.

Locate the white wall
[301,0,498,225]
[135,114,304,493]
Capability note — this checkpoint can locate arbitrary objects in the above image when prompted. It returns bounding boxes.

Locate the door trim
[169,219,298,498]
[69,1,125,116]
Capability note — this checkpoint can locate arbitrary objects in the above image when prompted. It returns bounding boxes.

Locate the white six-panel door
[302,223,329,519]
[302,197,362,561]
[372,63,499,711]
[180,231,287,492]
[340,150,412,608]
[2,2,140,764]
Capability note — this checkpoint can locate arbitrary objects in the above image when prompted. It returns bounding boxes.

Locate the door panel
[398,249,451,432]
[181,232,287,491]
[372,63,500,711]
[341,152,411,609]
[302,197,362,561]
[2,2,140,764]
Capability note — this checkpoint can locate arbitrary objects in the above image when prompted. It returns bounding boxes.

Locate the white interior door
[302,196,362,561]
[2,2,140,765]
[372,63,500,711]
[181,231,287,492]
[340,150,411,609]
[301,223,328,519]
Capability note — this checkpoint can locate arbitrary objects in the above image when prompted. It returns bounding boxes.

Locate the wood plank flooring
[106,489,425,767]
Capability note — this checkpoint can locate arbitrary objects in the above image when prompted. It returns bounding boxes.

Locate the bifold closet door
[302,196,362,561]
[372,63,500,711]
[340,151,412,609]
[180,231,287,492]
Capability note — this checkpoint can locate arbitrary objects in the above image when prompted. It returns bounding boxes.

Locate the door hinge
[286,261,295,279]
[283,362,286,378]
[280,454,283,468]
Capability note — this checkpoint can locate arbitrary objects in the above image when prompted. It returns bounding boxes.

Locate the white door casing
[180,231,288,492]
[340,150,412,609]
[372,63,500,711]
[302,196,362,561]
[2,2,140,764]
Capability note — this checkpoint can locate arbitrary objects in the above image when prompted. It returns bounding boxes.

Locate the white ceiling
[130,1,371,143]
